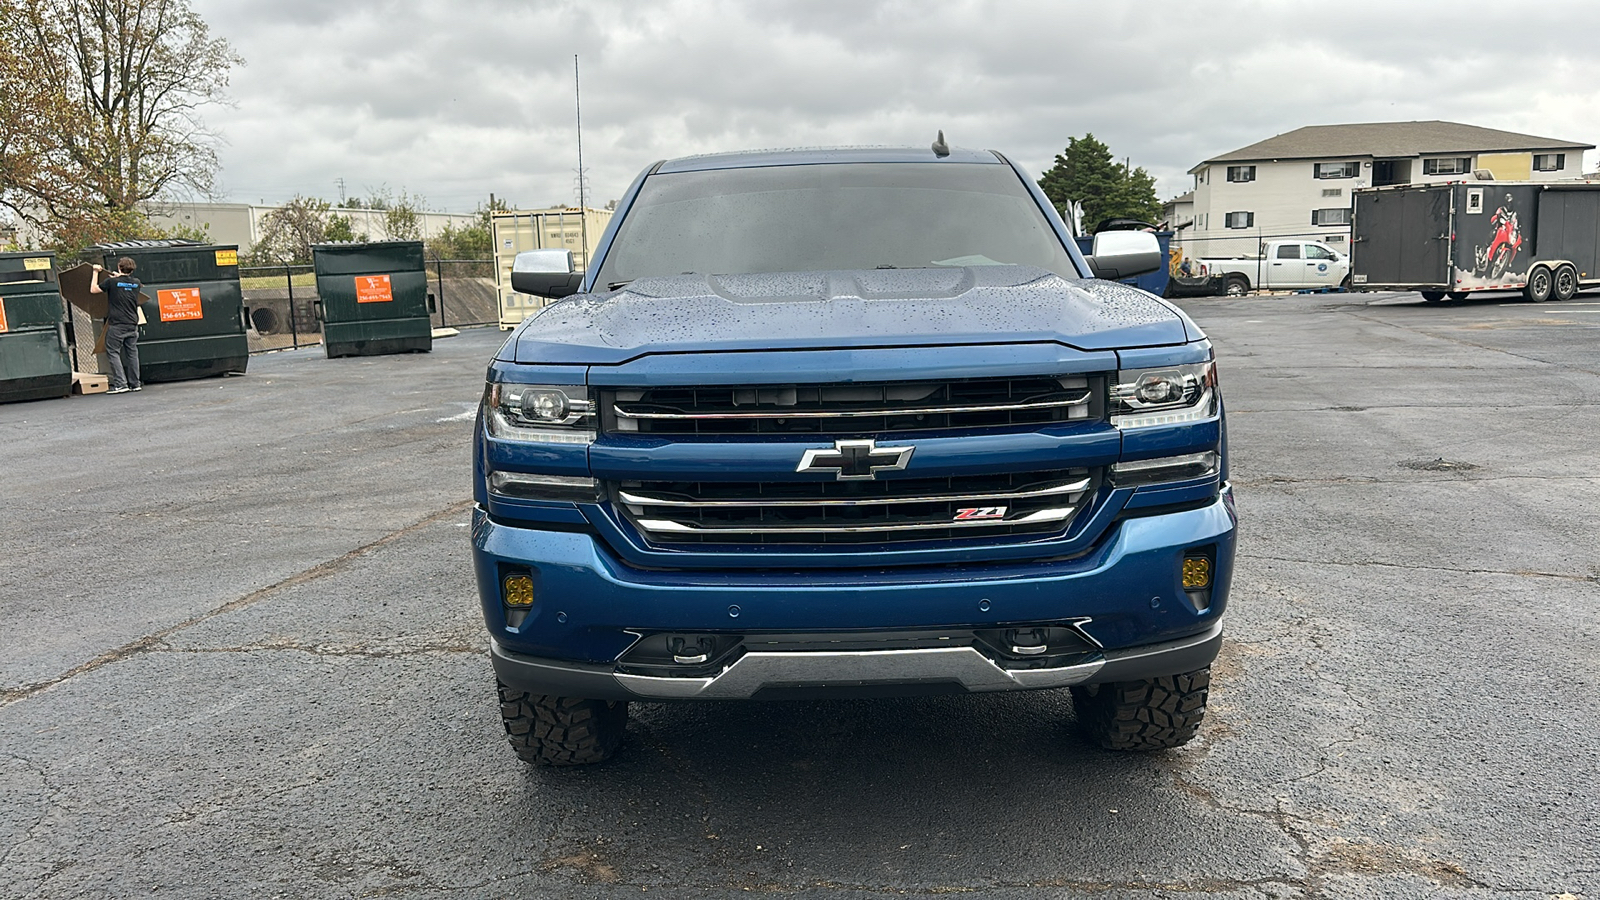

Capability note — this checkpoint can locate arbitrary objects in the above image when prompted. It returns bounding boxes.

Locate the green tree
[1,0,241,248]
[246,195,330,265]
[324,213,362,243]
[1038,133,1162,231]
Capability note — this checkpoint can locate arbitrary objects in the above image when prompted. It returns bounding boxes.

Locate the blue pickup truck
[473,144,1235,765]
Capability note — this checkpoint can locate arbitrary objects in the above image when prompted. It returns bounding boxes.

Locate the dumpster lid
[93,239,205,250]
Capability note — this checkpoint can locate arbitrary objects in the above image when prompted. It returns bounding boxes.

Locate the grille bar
[614,469,1096,546]
[634,507,1076,536]
[605,376,1099,436]
[615,393,1090,422]
[618,477,1091,509]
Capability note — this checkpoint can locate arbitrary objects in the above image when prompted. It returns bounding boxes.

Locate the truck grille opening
[612,468,1097,546]
[605,376,1095,436]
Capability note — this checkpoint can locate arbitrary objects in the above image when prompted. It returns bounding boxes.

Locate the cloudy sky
[190,0,1600,214]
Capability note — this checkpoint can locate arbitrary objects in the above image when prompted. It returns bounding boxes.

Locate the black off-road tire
[497,681,628,766]
[1072,668,1210,751]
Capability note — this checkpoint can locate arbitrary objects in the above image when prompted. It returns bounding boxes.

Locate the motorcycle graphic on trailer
[1474,193,1523,280]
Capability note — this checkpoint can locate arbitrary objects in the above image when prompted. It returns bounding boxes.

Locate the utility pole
[575,54,588,260]
[336,178,346,206]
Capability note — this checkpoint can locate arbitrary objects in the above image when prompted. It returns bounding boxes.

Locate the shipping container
[0,251,72,403]
[311,241,432,357]
[491,207,612,329]
[1351,181,1600,302]
[96,240,248,381]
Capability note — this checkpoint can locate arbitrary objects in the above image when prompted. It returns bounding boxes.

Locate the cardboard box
[72,371,108,395]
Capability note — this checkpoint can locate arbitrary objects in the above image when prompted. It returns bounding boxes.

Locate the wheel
[1490,246,1513,280]
[1447,291,1468,301]
[1224,275,1249,297]
[1339,275,1352,291]
[1419,291,1446,303]
[1072,667,1210,751]
[497,682,628,766]
[1552,265,1578,302]
[1524,266,1552,303]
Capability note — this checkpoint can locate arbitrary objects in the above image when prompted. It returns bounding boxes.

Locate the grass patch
[240,271,318,290]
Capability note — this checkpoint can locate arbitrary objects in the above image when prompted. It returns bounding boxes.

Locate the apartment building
[1181,121,1592,258]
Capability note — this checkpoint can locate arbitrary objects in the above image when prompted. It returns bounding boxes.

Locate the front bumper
[491,619,1223,701]
[473,490,1236,701]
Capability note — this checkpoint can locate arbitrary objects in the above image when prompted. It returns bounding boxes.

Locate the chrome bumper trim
[613,646,1104,699]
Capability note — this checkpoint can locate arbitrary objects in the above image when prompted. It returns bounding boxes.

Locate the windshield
[594,162,1078,287]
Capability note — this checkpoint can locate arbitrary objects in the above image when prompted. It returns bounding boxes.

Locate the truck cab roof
[656,145,1001,174]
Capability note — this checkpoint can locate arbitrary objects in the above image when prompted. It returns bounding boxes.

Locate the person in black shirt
[89,257,143,393]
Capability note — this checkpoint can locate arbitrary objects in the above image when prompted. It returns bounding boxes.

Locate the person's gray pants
[105,323,141,390]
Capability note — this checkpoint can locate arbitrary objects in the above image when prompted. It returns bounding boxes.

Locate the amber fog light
[503,574,536,608]
[1181,556,1212,590]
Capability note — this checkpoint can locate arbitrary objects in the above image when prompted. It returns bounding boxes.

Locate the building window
[1314,161,1359,179]
[1224,211,1254,229]
[1534,153,1566,172]
[1422,157,1472,176]
[1312,208,1352,226]
[1227,165,1256,183]
[1325,235,1345,244]
[1322,188,1343,198]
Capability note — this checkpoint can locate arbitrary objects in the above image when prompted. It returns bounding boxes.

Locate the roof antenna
[931,130,950,158]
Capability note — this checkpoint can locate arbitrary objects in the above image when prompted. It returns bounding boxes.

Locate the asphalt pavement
[1,293,1597,899]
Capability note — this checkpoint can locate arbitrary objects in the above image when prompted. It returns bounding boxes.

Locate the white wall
[145,201,481,254]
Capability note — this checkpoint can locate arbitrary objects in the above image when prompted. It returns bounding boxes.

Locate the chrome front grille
[613,469,1097,546]
[605,376,1095,435]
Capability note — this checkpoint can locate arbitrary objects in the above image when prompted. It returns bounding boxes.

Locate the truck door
[1303,243,1342,288]
[1267,242,1304,288]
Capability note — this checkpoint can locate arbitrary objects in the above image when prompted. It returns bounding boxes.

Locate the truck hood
[511,266,1196,365]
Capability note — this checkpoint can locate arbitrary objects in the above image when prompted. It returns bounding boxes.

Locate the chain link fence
[243,259,498,354]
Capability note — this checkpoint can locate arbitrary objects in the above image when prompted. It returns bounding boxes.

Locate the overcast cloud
[189,0,1600,213]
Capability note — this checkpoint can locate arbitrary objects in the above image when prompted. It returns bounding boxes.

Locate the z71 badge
[953,506,1007,521]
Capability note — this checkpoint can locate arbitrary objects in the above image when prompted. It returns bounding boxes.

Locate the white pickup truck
[1199,240,1351,295]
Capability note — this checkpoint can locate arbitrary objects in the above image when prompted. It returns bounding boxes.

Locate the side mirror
[511,249,583,298]
[1084,231,1161,280]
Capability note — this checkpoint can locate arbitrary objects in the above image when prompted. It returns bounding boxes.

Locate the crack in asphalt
[0,500,475,709]
[0,751,62,877]
[1238,552,1599,584]
[150,639,481,659]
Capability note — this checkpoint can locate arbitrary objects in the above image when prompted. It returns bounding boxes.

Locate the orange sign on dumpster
[355,274,393,303]
[157,287,204,322]
[0,298,9,333]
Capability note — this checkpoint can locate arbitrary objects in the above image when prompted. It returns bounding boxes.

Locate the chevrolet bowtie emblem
[796,439,914,481]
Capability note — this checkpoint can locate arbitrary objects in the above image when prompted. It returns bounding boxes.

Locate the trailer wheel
[1552,265,1578,302]
[1419,291,1447,303]
[1224,275,1249,297]
[1524,266,1552,303]
[1447,292,1468,301]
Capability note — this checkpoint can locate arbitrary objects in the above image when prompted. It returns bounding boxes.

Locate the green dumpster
[0,251,72,403]
[312,241,432,358]
[95,240,248,383]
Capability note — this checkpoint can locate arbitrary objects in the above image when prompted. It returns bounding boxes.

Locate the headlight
[484,383,595,443]
[1110,361,1217,429]
[1111,451,1219,486]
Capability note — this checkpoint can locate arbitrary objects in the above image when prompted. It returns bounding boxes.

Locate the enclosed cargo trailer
[1350,182,1600,302]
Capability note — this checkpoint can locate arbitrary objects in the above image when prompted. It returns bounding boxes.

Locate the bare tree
[1,0,240,245]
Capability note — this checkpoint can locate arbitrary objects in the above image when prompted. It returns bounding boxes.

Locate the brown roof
[1193,121,1592,172]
